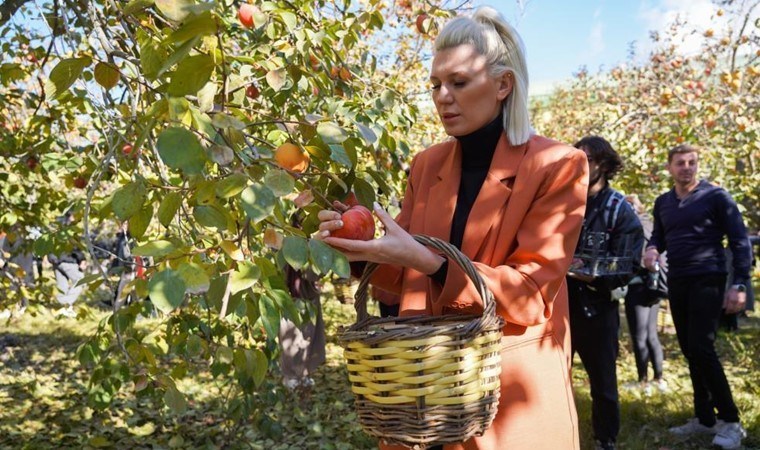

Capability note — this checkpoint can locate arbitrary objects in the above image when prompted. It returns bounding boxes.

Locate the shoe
[594,440,615,450]
[283,378,300,390]
[58,306,77,318]
[622,380,650,395]
[652,378,669,393]
[669,418,722,436]
[712,422,746,449]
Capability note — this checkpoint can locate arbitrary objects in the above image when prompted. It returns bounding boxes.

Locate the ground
[1,294,758,450]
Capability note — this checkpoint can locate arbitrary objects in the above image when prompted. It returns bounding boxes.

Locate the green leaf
[282,236,308,270]
[157,35,201,78]
[138,36,167,80]
[149,269,187,314]
[133,240,177,258]
[215,173,249,198]
[168,11,217,44]
[156,127,207,174]
[155,0,194,22]
[258,294,281,339]
[329,144,352,168]
[240,184,275,223]
[249,349,268,387]
[168,54,215,97]
[128,205,153,240]
[123,0,154,16]
[45,57,92,99]
[308,239,334,275]
[263,169,295,196]
[265,68,287,91]
[193,205,227,230]
[355,122,378,145]
[113,181,146,220]
[94,62,120,89]
[163,386,187,414]
[177,262,210,294]
[352,178,376,207]
[157,192,182,227]
[332,248,350,278]
[270,288,299,325]
[317,122,348,144]
[186,334,203,357]
[229,261,261,294]
[216,346,233,364]
[276,10,297,31]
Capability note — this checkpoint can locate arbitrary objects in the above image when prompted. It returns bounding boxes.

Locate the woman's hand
[317,202,444,275]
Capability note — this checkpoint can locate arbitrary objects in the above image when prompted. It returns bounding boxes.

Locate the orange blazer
[371,133,589,450]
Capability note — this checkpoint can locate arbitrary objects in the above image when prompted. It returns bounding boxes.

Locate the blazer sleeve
[434,147,588,326]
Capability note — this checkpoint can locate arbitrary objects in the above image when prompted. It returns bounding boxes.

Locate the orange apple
[238,4,256,28]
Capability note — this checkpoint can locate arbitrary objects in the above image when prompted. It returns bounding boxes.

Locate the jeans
[571,300,620,443]
[669,274,740,425]
[624,285,664,381]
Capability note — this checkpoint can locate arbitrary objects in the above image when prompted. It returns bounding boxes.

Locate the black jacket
[568,186,645,308]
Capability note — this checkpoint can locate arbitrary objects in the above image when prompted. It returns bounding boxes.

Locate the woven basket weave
[338,235,505,449]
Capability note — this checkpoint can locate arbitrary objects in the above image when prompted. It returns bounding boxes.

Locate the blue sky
[477,0,724,95]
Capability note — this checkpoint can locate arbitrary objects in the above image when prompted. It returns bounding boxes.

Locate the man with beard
[645,144,750,449]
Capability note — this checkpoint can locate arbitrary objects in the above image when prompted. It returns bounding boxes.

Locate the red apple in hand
[331,205,375,241]
[238,4,256,28]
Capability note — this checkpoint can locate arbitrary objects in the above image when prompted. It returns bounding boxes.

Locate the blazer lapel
[423,140,460,242]
[461,134,527,258]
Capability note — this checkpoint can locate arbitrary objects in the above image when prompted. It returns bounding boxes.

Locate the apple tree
[531,0,759,227]
[0,0,467,435]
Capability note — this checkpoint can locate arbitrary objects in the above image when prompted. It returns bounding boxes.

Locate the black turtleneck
[430,114,503,285]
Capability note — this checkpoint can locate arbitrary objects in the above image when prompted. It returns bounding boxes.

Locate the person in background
[645,144,750,449]
[49,246,86,318]
[318,7,588,449]
[279,213,326,391]
[621,194,667,395]
[567,136,644,450]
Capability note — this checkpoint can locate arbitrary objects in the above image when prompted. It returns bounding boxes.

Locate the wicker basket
[338,235,504,449]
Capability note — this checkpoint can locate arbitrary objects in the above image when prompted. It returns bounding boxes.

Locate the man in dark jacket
[645,144,750,449]
[567,136,644,450]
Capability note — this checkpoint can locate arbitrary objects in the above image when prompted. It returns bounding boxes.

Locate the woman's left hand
[321,203,445,275]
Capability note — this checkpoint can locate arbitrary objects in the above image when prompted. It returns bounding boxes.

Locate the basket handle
[353,234,495,323]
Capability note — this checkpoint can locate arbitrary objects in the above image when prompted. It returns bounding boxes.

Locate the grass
[1,292,759,450]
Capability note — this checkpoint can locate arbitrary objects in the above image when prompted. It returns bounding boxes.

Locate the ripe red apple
[416,14,429,34]
[122,144,134,155]
[73,176,87,189]
[238,4,256,28]
[26,156,38,170]
[246,84,260,99]
[331,205,375,241]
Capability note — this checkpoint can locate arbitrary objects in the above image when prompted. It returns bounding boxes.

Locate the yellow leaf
[220,240,245,261]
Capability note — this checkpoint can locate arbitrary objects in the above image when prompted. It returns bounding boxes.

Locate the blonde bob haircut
[434,6,533,145]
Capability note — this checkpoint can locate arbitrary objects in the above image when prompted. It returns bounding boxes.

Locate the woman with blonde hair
[318,7,587,449]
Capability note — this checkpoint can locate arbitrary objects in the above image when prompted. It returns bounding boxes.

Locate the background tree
[531,0,759,227]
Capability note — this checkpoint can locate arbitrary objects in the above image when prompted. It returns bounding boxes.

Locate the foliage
[0,0,467,434]
[531,0,760,228]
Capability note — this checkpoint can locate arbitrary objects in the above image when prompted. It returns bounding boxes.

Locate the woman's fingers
[372,202,400,234]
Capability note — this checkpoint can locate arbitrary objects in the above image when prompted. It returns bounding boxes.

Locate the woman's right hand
[316,202,445,275]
